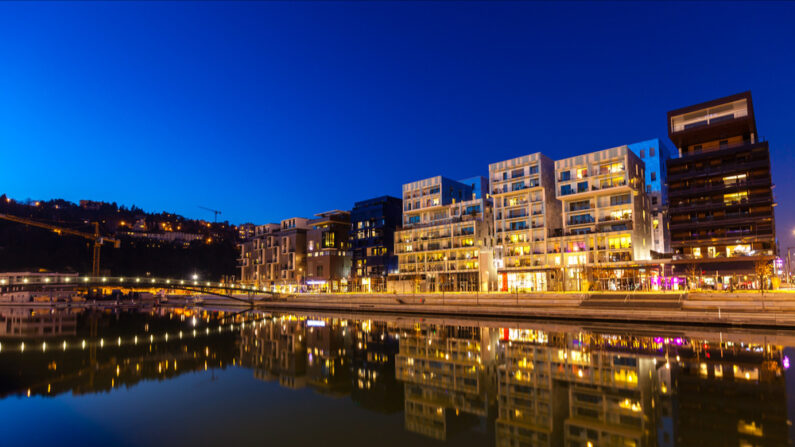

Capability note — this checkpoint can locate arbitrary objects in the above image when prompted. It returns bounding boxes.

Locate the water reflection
[1,306,793,446]
[0,307,236,398]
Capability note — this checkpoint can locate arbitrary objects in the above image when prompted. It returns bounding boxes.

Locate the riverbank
[240,291,795,328]
[5,290,795,328]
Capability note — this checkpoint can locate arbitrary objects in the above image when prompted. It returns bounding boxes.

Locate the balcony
[668,177,771,198]
[670,212,773,230]
[560,181,629,198]
[669,196,772,214]
[567,217,595,227]
[598,214,632,223]
[668,159,769,182]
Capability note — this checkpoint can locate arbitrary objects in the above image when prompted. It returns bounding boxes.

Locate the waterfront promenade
[181,290,795,328]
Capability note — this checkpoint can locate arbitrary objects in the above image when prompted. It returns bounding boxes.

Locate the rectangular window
[511,168,524,178]
[528,165,539,174]
[723,174,747,186]
[560,185,574,196]
[577,181,588,193]
[511,181,525,191]
[569,200,590,212]
[608,209,631,221]
[724,191,748,205]
[640,149,645,158]
[608,236,632,249]
[650,172,656,181]
[569,214,594,225]
[650,147,656,157]
[560,171,571,181]
[408,215,420,224]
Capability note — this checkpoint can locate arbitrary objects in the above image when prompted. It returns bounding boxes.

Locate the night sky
[1,2,793,248]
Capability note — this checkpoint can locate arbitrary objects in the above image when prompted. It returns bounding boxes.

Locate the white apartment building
[393,176,496,292]
[552,145,652,290]
[489,153,562,291]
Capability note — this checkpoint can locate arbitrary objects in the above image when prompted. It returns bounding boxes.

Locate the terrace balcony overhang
[668,253,775,266]
[668,92,756,148]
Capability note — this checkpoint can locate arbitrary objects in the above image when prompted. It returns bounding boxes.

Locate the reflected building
[495,328,791,447]
[238,316,308,389]
[236,315,406,413]
[305,318,352,396]
[395,323,499,441]
[0,307,77,338]
[496,329,658,447]
[351,320,403,413]
[670,345,789,446]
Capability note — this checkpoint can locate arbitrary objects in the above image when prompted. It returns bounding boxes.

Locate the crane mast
[0,213,120,276]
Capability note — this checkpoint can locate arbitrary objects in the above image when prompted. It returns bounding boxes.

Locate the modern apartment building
[552,145,652,290]
[393,176,496,292]
[666,92,776,287]
[628,138,673,256]
[237,217,310,292]
[350,196,402,292]
[306,210,352,292]
[489,153,562,291]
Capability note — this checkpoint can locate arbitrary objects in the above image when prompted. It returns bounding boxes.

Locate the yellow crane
[0,213,120,276]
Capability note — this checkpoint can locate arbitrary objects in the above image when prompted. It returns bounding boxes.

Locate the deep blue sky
[1,2,793,247]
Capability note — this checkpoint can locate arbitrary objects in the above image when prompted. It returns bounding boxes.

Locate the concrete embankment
[242,292,795,328]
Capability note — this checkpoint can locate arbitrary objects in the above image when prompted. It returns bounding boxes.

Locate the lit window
[724,191,748,205]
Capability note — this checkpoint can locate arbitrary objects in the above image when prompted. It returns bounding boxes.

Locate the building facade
[552,145,652,290]
[306,210,352,292]
[393,176,496,292]
[628,138,673,256]
[237,218,310,292]
[490,153,562,291]
[666,92,776,288]
[350,196,402,292]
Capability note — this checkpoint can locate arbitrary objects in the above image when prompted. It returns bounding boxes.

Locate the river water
[0,306,793,446]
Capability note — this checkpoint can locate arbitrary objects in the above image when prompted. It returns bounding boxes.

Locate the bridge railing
[0,275,273,293]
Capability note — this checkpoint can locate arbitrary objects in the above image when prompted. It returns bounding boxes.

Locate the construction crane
[198,206,222,223]
[0,213,120,276]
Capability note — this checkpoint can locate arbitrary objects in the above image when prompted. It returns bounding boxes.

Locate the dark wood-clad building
[666,92,776,287]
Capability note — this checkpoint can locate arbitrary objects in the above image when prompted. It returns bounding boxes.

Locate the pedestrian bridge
[0,273,277,304]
